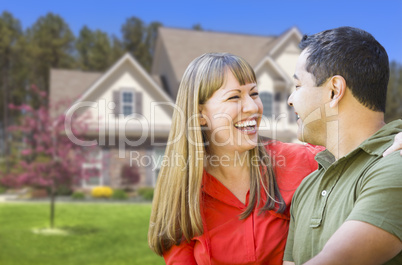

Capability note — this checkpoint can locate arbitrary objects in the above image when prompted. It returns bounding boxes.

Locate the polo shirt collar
[315,119,402,169]
[358,119,402,156]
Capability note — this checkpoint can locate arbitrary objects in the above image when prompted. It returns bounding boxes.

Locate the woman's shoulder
[263,140,324,158]
[262,140,323,182]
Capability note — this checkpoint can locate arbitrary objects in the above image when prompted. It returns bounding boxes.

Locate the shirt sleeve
[346,152,402,241]
[163,240,197,265]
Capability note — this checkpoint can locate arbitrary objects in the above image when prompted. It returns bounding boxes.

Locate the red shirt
[164,141,323,265]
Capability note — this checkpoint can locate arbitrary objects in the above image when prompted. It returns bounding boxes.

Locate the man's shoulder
[363,151,402,183]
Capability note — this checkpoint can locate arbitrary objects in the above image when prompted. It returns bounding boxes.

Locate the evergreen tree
[91,30,112,71]
[121,17,162,72]
[75,26,93,70]
[76,26,113,71]
[385,61,402,122]
[192,23,203,31]
[111,35,125,64]
[26,13,75,95]
[0,11,24,162]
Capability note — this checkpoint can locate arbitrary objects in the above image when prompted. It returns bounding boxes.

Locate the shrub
[91,186,113,198]
[53,184,73,196]
[121,164,140,186]
[137,187,154,200]
[71,191,85,200]
[0,185,6,194]
[111,189,128,200]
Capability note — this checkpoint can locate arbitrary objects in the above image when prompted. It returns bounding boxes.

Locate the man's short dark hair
[299,26,389,112]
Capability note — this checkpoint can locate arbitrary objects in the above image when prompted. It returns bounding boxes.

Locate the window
[260,91,273,118]
[121,91,134,116]
[122,92,132,103]
[123,105,133,116]
[113,89,142,117]
[82,149,103,187]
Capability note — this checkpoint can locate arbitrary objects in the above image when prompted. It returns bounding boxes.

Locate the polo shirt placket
[309,154,351,229]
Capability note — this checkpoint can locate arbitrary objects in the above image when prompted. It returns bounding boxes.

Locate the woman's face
[200,71,263,156]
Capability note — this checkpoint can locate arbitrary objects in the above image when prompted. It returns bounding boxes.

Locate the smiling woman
[147,53,323,265]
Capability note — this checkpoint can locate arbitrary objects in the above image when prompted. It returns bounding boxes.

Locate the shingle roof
[157,27,279,82]
[49,69,102,114]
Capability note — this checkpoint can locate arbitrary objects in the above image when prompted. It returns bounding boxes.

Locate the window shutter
[113,91,120,117]
[135,91,143,115]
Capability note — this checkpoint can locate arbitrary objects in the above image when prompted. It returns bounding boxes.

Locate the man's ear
[199,105,207,126]
[329,75,346,108]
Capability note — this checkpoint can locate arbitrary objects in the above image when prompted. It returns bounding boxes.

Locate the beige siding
[275,41,301,79]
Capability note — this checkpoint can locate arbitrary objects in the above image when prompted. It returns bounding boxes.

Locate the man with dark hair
[284,27,402,264]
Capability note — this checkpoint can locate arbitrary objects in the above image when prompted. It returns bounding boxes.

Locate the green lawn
[0,202,165,265]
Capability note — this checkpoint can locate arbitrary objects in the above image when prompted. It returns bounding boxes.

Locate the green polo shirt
[284,120,402,264]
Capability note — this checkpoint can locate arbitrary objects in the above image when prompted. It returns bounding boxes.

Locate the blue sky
[2,0,402,63]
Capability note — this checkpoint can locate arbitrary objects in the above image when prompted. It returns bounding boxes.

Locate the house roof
[155,27,300,83]
[268,27,303,57]
[50,53,174,117]
[50,69,102,112]
[77,53,172,104]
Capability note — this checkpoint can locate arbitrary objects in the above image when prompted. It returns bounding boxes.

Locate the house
[49,26,302,190]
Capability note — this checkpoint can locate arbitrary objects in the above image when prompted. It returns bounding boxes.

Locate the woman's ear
[329,75,346,108]
[199,105,207,126]
[200,115,207,126]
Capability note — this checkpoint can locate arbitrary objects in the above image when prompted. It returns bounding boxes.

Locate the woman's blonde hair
[148,53,285,255]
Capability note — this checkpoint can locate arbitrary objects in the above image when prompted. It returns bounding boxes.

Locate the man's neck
[326,111,385,160]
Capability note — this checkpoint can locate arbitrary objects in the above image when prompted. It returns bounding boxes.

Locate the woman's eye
[228,96,240,100]
[251,92,259,97]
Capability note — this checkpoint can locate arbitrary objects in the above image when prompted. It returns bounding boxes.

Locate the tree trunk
[50,185,55,228]
[2,61,10,173]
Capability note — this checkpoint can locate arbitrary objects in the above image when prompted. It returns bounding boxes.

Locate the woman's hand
[383,132,402,157]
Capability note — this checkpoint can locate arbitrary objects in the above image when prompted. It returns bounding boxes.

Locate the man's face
[287,50,333,145]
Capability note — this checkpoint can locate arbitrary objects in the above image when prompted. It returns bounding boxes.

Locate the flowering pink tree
[1,85,95,228]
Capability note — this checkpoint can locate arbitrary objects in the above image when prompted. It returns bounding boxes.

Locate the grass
[0,202,165,265]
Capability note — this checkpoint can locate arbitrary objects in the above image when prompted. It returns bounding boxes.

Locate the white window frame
[81,149,103,187]
[120,90,135,116]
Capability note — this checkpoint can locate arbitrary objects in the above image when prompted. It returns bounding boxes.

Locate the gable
[66,54,173,136]
[274,38,302,79]
[255,57,292,93]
